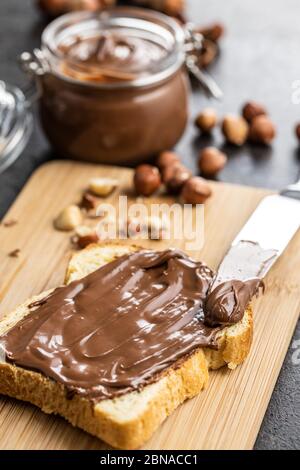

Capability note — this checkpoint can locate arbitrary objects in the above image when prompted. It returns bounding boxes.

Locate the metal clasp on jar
[184,23,223,100]
[19,48,50,77]
[18,49,50,104]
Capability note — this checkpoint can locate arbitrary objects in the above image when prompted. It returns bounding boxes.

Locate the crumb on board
[2,219,18,227]
[8,248,20,258]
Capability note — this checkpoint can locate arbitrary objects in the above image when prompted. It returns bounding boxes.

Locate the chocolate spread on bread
[0,246,267,401]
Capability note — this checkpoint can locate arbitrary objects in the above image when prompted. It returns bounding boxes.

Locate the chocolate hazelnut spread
[60,33,167,82]
[0,246,267,402]
[204,241,277,327]
[204,279,262,327]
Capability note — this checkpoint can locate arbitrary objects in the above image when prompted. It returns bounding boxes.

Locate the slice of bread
[66,242,253,371]
[0,243,253,449]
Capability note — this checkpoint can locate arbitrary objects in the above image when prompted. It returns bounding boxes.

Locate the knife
[214,176,300,285]
[203,178,300,326]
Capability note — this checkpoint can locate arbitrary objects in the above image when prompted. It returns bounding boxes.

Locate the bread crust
[0,346,209,449]
[0,243,253,449]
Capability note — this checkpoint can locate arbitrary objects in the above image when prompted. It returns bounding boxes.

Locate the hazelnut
[156,151,180,170]
[37,0,66,15]
[38,0,106,16]
[161,160,182,183]
[195,108,218,133]
[73,226,99,249]
[134,164,161,196]
[197,39,218,68]
[199,147,227,176]
[222,114,249,146]
[295,123,300,141]
[249,115,276,144]
[88,177,118,197]
[165,164,192,194]
[54,205,83,231]
[80,191,99,210]
[242,101,267,123]
[74,225,94,238]
[197,22,225,42]
[76,233,99,249]
[180,177,212,204]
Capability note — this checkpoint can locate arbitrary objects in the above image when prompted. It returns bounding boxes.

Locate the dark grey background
[0,0,299,449]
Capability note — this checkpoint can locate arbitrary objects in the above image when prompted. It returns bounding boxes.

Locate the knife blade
[215,193,300,284]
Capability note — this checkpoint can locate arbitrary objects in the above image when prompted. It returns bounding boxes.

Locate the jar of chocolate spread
[21,7,191,165]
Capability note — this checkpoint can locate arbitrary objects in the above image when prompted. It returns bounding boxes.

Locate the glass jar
[0,82,33,174]
[25,7,190,165]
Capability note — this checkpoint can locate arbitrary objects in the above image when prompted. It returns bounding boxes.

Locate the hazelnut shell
[181,177,212,204]
[156,151,180,170]
[134,164,161,197]
[249,115,276,144]
[197,22,225,42]
[222,115,249,146]
[165,165,192,194]
[242,101,267,123]
[161,161,182,184]
[195,108,218,133]
[38,0,101,16]
[199,147,227,176]
[80,191,99,210]
[76,232,99,249]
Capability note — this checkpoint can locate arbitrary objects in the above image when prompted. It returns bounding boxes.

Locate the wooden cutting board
[0,161,299,450]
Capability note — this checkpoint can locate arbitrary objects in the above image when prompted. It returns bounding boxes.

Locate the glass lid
[0,81,33,174]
